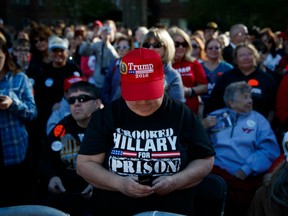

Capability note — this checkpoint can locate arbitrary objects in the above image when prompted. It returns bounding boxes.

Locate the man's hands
[48,176,66,193]
[48,176,93,199]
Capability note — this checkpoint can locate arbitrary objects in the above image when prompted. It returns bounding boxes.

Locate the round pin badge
[120,61,128,74]
[247,120,256,127]
[45,78,53,87]
[51,141,63,151]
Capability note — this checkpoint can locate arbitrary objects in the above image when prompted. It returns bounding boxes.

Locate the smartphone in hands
[0,95,5,102]
[138,174,153,186]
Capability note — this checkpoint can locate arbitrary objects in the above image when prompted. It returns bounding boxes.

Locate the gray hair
[223,81,252,107]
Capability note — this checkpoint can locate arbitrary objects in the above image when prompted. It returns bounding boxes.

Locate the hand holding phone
[138,174,153,186]
[0,95,6,102]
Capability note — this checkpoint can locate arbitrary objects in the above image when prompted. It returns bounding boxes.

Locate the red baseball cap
[94,20,103,27]
[120,48,164,101]
[63,76,86,92]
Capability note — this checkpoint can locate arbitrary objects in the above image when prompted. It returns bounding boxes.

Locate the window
[178,18,188,30]
[160,0,171,3]
[159,18,170,27]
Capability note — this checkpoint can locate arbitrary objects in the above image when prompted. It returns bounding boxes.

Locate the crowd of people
[0,17,288,216]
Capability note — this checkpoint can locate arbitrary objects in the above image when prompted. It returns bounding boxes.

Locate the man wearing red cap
[77,48,215,215]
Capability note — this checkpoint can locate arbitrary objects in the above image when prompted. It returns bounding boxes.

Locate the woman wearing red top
[169,26,208,114]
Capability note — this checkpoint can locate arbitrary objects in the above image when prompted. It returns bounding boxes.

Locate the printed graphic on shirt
[108,128,181,176]
[176,66,192,76]
[51,133,83,170]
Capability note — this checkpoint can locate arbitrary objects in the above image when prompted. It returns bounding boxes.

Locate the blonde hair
[168,26,194,62]
[233,42,260,66]
[142,27,175,64]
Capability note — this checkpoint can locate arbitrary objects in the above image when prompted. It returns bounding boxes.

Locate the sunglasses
[174,41,189,48]
[51,48,65,53]
[192,44,199,49]
[142,42,163,49]
[115,45,130,50]
[207,46,220,51]
[67,94,96,105]
[34,37,46,43]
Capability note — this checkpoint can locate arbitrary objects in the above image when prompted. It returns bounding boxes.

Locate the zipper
[230,113,239,138]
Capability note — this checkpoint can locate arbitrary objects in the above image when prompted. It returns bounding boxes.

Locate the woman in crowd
[201,38,233,106]
[204,42,277,123]
[168,26,207,115]
[190,35,206,63]
[0,38,37,206]
[141,27,185,103]
[101,35,134,104]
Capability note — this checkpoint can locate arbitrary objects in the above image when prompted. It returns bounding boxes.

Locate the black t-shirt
[79,95,215,215]
[40,114,87,192]
[204,67,277,117]
[80,95,215,177]
[27,61,83,146]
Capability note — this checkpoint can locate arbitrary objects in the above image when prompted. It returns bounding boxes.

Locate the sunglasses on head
[174,41,189,48]
[142,42,163,49]
[115,45,130,50]
[67,94,96,105]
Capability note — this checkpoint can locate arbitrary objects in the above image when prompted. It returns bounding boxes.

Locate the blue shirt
[201,61,233,104]
[0,71,37,165]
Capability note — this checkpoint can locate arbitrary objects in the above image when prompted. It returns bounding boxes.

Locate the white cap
[48,35,69,50]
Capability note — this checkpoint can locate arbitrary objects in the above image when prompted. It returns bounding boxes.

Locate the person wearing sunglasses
[168,26,208,115]
[141,27,185,103]
[102,35,134,105]
[190,35,206,63]
[39,81,102,216]
[200,38,233,108]
[46,75,86,135]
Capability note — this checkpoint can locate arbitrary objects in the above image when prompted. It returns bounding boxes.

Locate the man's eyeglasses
[207,46,220,51]
[174,41,189,48]
[51,48,65,53]
[115,45,130,50]
[142,42,163,49]
[67,94,96,105]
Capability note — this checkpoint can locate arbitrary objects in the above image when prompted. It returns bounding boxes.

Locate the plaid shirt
[0,71,37,165]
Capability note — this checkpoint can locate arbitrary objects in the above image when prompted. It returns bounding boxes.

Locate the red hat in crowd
[120,48,164,101]
[63,76,86,92]
[94,20,103,27]
[278,31,288,41]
